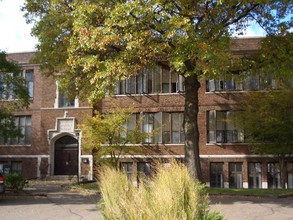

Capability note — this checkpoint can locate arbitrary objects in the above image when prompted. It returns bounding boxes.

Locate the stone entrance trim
[48,112,80,141]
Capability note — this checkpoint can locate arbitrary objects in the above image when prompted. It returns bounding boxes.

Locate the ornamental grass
[99,161,224,220]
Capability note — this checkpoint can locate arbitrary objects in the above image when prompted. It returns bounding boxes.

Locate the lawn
[207,187,293,196]
[72,181,293,197]
[71,181,100,193]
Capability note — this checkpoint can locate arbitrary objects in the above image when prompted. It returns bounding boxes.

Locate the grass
[208,188,293,196]
[71,181,293,198]
[72,181,100,191]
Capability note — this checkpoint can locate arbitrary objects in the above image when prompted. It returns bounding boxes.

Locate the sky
[0,0,38,53]
[0,0,266,53]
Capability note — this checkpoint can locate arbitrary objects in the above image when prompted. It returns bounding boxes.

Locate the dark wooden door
[54,135,78,175]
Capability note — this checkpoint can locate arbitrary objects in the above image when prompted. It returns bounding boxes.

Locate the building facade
[1,38,292,188]
[0,52,93,181]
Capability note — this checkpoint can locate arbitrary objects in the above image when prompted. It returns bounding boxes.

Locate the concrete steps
[45,175,78,181]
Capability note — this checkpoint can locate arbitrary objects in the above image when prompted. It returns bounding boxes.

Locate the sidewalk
[210,196,293,220]
[3,180,100,199]
[1,180,102,220]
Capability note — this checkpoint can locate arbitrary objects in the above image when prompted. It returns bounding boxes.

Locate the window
[0,70,34,100]
[22,69,34,98]
[125,112,161,144]
[0,163,10,174]
[114,66,184,95]
[59,91,75,107]
[142,113,154,143]
[229,163,243,188]
[0,116,31,145]
[122,112,185,144]
[14,116,31,145]
[0,72,14,99]
[124,112,184,144]
[11,161,22,174]
[120,114,137,140]
[138,162,151,178]
[267,163,281,189]
[288,162,293,189]
[207,72,277,92]
[207,110,244,143]
[162,112,184,144]
[121,162,133,180]
[210,162,224,188]
[56,80,76,108]
[248,163,262,189]
[137,162,151,185]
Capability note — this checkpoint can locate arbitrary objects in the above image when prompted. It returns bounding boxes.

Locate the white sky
[0,0,38,53]
[0,0,266,53]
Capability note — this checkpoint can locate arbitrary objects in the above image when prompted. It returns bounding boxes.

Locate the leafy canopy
[23,0,292,180]
[23,1,293,101]
[80,105,148,167]
[239,89,293,155]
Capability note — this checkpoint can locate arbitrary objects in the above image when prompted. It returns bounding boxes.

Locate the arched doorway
[54,135,78,175]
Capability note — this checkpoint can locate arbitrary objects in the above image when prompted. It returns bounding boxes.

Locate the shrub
[99,161,224,220]
[4,173,27,192]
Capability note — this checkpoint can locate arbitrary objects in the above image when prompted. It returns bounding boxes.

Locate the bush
[99,161,224,220]
[5,173,27,191]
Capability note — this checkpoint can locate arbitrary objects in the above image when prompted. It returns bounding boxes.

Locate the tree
[80,105,149,169]
[239,34,293,189]
[239,90,293,188]
[23,0,292,180]
[0,51,30,142]
[249,33,293,88]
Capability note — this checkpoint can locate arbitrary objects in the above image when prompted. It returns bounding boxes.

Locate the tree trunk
[183,74,202,181]
[279,156,287,189]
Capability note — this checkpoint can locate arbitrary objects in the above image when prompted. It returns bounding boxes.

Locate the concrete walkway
[2,181,293,220]
[210,196,293,220]
[0,180,102,220]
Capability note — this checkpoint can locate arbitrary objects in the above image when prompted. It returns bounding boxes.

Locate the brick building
[0,52,93,181]
[1,38,292,188]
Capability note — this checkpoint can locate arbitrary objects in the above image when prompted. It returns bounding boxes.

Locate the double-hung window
[123,113,161,144]
[120,162,133,180]
[22,69,34,98]
[14,116,31,145]
[0,70,34,100]
[138,162,151,178]
[207,72,278,92]
[0,72,14,99]
[210,162,224,188]
[0,116,31,145]
[248,163,262,189]
[59,91,75,107]
[141,113,162,143]
[114,66,184,95]
[229,163,243,188]
[57,82,75,108]
[123,112,184,144]
[11,161,22,174]
[162,112,184,144]
[267,163,281,189]
[207,110,244,143]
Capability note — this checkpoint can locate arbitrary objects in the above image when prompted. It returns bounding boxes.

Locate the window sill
[206,143,249,146]
[205,91,251,94]
[56,106,76,109]
[111,92,184,97]
[0,144,31,147]
[0,98,33,101]
[103,143,184,146]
